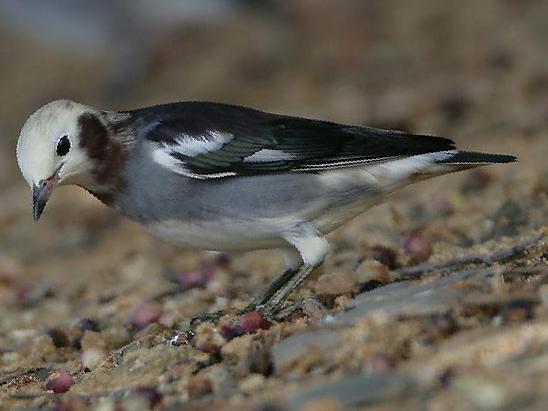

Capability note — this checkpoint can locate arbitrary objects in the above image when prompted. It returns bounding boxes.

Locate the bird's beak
[32,171,60,221]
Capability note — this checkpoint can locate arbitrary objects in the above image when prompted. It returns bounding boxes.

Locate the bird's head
[16,100,124,220]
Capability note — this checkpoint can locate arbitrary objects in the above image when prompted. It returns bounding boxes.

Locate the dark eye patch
[56,135,71,156]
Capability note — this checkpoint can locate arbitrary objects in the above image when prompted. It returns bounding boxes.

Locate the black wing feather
[130,102,455,178]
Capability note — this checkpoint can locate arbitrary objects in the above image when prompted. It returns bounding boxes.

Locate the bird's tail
[434,150,517,166]
[367,150,517,190]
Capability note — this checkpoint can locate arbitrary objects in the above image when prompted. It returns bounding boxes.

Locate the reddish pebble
[197,340,222,354]
[219,324,245,341]
[239,311,270,334]
[132,302,163,329]
[45,370,76,394]
[360,246,397,269]
[400,232,431,263]
[178,266,214,289]
[187,375,213,398]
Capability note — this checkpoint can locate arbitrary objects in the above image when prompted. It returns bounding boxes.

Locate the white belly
[145,217,295,251]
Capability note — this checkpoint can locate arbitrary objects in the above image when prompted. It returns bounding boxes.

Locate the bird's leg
[243,267,298,312]
[243,248,302,312]
[257,223,330,318]
[259,263,316,316]
[193,225,328,324]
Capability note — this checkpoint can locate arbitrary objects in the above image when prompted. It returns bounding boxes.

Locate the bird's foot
[259,297,328,321]
[251,301,293,322]
[191,295,326,329]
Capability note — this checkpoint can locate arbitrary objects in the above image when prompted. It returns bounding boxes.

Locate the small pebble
[499,299,535,323]
[239,311,271,334]
[400,232,431,263]
[45,370,76,394]
[194,323,225,354]
[359,245,397,269]
[219,324,245,341]
[239,374,266,393]
[356,260,390,284]
[81,348,107,371]
[79,318,101,332]
[426,313,459,339]
[314,270,356,295]
[68,318,101,349]
[197,340,222,354]
[47,328,70,348]
[187,375,213,398]
[131,302,163,329]
[178,265,216,289]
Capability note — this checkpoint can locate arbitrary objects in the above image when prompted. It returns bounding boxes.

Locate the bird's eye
[56,135,71,156]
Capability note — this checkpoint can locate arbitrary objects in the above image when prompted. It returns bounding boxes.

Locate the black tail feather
[436,151,517,165]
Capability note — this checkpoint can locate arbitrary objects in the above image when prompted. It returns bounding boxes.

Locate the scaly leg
[258,223,330,317]
[243,248,302,312]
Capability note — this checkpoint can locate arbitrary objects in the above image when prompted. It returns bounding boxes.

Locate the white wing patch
[168,130,232,157]
[151,148,186,174]
[151,130,236,178]
[244,149,296,162]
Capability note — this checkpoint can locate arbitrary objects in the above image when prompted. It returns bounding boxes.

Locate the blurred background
[0,0,546,409]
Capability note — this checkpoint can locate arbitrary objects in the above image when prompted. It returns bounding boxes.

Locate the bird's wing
[133,102,456,179]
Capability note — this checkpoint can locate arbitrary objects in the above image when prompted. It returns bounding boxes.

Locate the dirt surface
[0,1,547,410]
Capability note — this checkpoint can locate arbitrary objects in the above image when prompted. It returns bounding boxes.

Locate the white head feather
[16,100,99,188]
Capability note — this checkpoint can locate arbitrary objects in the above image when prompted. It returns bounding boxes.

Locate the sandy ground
[0,1,547,410]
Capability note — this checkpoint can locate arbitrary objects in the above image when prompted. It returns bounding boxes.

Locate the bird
[16,99,516,320]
